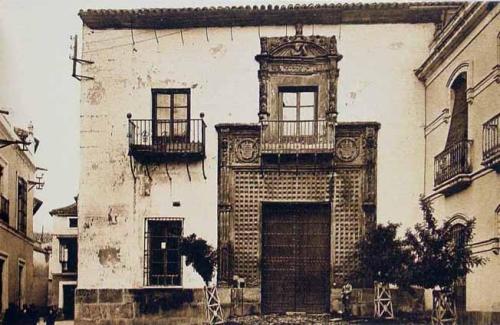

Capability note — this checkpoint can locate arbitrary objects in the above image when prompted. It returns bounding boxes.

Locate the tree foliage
[352,222,412,286]
[404,197,486,289]
[179,234,217,285]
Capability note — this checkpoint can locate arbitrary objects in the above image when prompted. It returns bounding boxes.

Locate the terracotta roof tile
[49,198,77,217]
[79,2,463,29]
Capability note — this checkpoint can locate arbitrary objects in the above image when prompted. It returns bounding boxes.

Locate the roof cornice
[79,2,462,30]
[415,2,497,82]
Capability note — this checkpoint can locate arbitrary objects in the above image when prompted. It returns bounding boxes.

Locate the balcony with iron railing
[127,113,206,162]
[260,119,334,155]
[482,113,500,171]
[434,139,473,195]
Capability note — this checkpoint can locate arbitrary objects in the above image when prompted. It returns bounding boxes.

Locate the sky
[0,0,354,233]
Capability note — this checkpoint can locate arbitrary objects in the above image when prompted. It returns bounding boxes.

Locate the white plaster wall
[78,23,434,289]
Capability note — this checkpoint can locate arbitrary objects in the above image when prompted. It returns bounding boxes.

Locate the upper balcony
[482,113,500,171]
[434,139,473,196]
[260,119,334,155]
[127,114,206,162]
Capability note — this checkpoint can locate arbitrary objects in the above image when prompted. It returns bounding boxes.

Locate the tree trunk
[431,289,457,325]
[373,282,394,319]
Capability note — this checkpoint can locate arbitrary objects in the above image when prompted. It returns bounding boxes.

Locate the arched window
[450,223,466,248]
[446,72,468,148]
[449,220,467,311]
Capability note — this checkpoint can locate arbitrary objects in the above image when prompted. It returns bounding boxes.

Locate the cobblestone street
[226,314,427,324]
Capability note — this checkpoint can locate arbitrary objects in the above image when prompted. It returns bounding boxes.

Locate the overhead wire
[82,29,192,54]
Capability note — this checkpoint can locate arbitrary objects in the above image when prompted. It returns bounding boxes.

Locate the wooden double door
[261,203,331,314]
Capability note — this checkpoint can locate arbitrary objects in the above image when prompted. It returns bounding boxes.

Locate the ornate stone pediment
[264,36,337,58]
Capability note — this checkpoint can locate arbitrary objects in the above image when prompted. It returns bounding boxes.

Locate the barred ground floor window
[144,218,183,286]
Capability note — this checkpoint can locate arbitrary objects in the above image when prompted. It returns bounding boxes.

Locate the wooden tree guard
[374,282,394,319]
[204,286,225,325]
[432,290,457,325]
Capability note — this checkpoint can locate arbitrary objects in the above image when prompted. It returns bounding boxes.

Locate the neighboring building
[416,2,500,323]
[74,2,498,324]
[49,198,78,320]
[32,245,50,308]
[0,112,44,313]
[33,232,52,309]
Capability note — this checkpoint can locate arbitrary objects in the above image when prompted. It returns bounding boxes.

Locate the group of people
[2,304,58,325]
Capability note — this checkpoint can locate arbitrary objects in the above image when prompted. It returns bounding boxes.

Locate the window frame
[17,177,27,234]
[0,253,7,312]
[445,72,469,147]
[151,88,191,143]
[278,86,318,138]
[59,236,78,273]
[143,217,184,287]
[17,259,25,307]
[68,217,78,228]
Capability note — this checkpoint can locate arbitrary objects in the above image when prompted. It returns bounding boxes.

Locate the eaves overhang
[415,2,497,82]
[79,2,462,30]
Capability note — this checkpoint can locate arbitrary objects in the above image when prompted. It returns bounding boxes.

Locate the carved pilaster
[258,69,269,121]
[362,126,378,220]
[217,130,233,285]
[327,69,340,120]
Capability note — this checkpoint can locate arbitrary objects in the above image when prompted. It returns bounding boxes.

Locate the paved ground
[48,316,427,325]
[47,317,428,325]
[226,314,428,324]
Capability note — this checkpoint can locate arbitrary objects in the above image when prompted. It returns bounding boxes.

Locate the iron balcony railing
[128,117,206,159]
[0,196,8,223]
[482,113,500,164]
[260,119,334,154]
[434,140,473,186]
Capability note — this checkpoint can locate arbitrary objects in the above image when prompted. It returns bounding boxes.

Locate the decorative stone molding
[416,2,495,82]
[434,173,472,196]
[468,64,500,105]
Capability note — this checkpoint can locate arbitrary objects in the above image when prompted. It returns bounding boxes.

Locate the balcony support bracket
[278,154,281,176]
[260,156,264,178]
[314,153,318,175]
[165,163,172,182]
[202,159,207,180]
[186,160,192,182]
[295,154,299,175]
[129,156,137,181]
[145,164,152,182]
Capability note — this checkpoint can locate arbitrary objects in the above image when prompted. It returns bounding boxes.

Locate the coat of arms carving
[336,138,359,162]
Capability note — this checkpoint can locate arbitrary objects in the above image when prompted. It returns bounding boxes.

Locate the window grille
[144,218,183,286]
